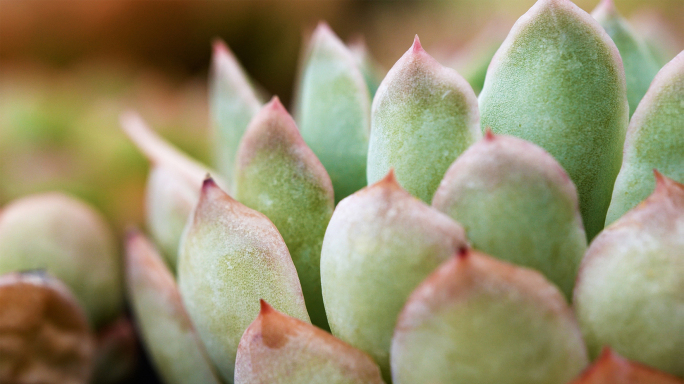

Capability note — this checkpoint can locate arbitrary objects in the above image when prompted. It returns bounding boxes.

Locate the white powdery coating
[177,181,309,383]
[574,176,684,377]
[145,165,198,270]
[126,232,222,384]
[368,36,480,203]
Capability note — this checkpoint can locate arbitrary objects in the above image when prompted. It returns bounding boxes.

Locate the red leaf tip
[212,39,229,55]
[266,96,287,113]
[411,35,423,53]
[379,168,399,187]
[484,127,496,141]
[259,299,274,316]
[457,247,470,260]
[202,175,218,191]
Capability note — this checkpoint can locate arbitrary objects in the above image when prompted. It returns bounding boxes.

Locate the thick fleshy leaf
[145,165,196,270]
[574,172,684,378]
[433,132,586,299]
[178,178,310,382]
[295,23,371,203]
[479,0,629,240]
[125,230,222,384]
[0,272,95,384]
[320,170,468,381]
[235,300,385,384]
[569,347,683,384]
[592,0,661,117]
[235,97,334,330]
[368,36,480,203]
[0,193,122,328]
[210,40,263,183]
[120,112,226,268]
[605,51,684,225]
[391,249,588,384]
[348,38,385,98]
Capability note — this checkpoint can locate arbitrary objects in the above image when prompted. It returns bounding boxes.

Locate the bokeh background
[0,0,682,382]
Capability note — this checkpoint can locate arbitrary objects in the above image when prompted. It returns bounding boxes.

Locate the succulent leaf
[177,178,310,382]
[391,249,588,384]
[320,170,468,381]
[348,38,385,98]
[145,165,197,271]
[295,23,371,203]
[432,132,587,299]
[0,193,122,328]
[125,230,222,384]
[368,36,480,204]
[569,347,684,384]
[574,172,684,378]
[210,40,264,184]
[0,272,95,384]
[605,51,684,225]
[235,300,386,384]
[479,0,629,240]
[120,112,227,268]
[235,97,334,330]
[592,0,661,117]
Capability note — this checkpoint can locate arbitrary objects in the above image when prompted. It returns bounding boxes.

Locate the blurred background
[0,0,681,381]
[1,0,682,230]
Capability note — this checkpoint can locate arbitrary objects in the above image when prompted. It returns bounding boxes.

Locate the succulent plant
[1,0,682,383]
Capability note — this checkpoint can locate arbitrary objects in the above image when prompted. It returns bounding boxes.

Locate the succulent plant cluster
[0,0,682,383]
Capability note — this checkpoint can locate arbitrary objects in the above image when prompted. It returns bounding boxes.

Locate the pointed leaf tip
[375,168,400,189]
[259,299,273,316]
[265,95,287,113]
[412,35,423,53]
[484,127,495,141]
[457,247,469,260]
[212,39,229,56]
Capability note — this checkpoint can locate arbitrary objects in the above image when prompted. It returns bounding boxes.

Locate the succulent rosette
[0,0,682,383]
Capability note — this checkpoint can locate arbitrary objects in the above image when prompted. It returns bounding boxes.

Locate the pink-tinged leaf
[321,169,468,381]
[574,172,684,378]
[210,40,263,183]
[178,178,310,382]
[235,96,334,330]
[391,249,588,384]
[125,230,222,384]
[235,300,385,384]
[569,347,683,384]
[368,35,480,204]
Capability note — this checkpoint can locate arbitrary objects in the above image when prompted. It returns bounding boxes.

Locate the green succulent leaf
[605,51,684,225]
[368,36,481,204]
[144,166,196,271]
[348,38,385,98]
[320,171,468,381]
[235,300,385,384]
[433,131,587,299]
[125,230,223,384]
[592,0,661,117]
[210,40,263,187]
[574,173,684,378]
[391,250,589,384]
[0,193,122,328]
[120,112,227,270]
[479,0,629,240]
[234,97,334,330]
[177,178,310,383]
[295,23,371,203]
